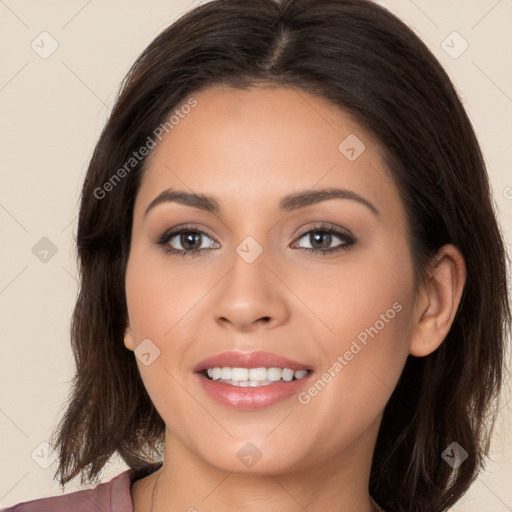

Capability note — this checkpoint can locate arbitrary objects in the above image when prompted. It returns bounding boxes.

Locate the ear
[124,325,135,352]
[409,244,466,357]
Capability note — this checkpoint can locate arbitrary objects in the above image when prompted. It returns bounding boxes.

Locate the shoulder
[1,462,162,512]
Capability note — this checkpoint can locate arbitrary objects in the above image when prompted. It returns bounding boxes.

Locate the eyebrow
[144,186,379,217]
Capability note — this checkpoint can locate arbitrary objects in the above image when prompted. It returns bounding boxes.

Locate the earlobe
[409,244,466,357]
[124,327,135,351]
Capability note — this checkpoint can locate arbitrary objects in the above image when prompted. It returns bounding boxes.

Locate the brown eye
[292,225,356,255]
[156,225,219,257]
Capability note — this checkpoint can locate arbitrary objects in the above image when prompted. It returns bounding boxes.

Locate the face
[124,85,419,475]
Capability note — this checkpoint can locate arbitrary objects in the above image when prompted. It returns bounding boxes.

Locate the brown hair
[49,1,511,510]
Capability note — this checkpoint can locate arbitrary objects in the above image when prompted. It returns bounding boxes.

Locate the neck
[148,422,380,512]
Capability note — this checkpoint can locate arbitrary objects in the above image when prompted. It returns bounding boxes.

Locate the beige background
[0,0,511,509]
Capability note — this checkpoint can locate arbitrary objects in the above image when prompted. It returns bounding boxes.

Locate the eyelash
[155,223,356,258]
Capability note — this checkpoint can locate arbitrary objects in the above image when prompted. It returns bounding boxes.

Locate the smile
[202,366,311,386]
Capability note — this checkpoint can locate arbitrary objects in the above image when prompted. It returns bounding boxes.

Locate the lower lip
[195,372,314,409]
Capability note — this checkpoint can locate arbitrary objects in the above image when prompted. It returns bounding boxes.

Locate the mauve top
[2,461,386,511]
[1,462,163,512]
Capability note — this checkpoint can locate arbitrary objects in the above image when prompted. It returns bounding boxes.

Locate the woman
[3,0,509,511]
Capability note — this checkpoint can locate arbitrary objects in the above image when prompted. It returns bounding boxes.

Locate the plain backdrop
[0,0,511,510]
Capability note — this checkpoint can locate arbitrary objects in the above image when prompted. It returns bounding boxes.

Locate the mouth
[193,351,314,409]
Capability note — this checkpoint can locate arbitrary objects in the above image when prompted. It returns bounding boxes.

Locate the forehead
[135,85,400,220]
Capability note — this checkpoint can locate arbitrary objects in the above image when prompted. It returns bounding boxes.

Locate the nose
[213,247,290,332]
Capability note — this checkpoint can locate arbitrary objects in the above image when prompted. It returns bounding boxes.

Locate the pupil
[312,231,331,249]
[182,231,200,250]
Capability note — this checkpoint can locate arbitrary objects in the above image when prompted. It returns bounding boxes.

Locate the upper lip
[193,351,312,372]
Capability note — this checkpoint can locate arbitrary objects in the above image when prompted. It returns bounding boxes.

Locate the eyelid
[293,221,355,240]
[156,223,219,247]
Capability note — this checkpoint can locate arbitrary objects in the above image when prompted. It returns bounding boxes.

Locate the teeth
[267,367,283,381]
[249,367,266,381]
[204,366,310,385]
[231,367,249,381]
[281,369,295,381]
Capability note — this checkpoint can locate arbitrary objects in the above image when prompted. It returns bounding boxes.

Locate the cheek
[297,305,412,456]
[296,234,415,352]
[125,247,211,337]
[124,249,215,419]
[308,286,414,431]
[125,250,191,431]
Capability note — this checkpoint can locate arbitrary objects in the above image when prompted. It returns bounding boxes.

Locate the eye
[156,224,219,257]
[291,224,356,255]
[155,223,356,258]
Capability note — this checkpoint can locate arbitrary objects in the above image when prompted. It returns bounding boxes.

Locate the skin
[124,85,466,512]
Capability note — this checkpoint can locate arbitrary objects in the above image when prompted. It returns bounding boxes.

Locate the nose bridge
[213,233,288,329]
